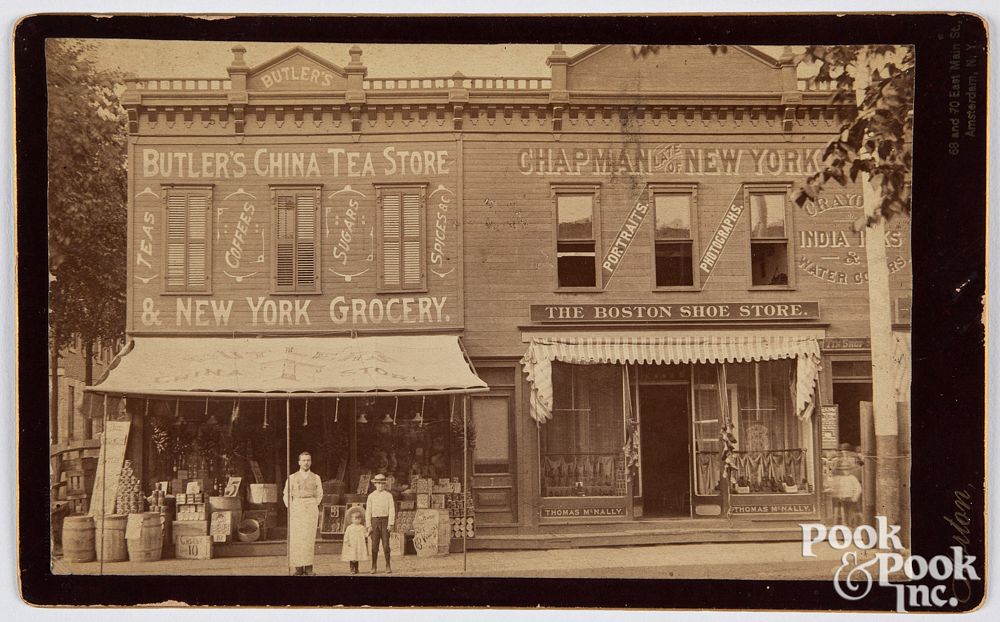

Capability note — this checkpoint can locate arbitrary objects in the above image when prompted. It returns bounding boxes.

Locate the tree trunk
[50,330,60,446]
[863,185,900,528]
[84,339,94,439]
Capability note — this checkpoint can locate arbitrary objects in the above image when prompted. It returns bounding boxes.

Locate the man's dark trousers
[370,516,390,568]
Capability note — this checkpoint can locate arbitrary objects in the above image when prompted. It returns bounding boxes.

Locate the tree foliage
[47,39,128,350]
[791,45,914,227]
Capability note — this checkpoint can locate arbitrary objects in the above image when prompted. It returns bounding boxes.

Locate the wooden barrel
[62,515,95,563]
[160,511,174,558]
[95,514,128,562]
[126,512,164,562]
[208,496,242,513]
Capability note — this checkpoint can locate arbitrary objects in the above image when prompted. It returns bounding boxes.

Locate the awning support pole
[462,394,468,573]
[286,398,291,575]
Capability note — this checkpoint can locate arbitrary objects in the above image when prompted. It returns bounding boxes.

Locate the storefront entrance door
[639,385,691,517]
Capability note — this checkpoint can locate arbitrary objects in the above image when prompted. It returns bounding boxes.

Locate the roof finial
[349,45,363,65]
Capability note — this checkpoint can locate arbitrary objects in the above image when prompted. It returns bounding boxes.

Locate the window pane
[749,193,786,238]
[727,360,810,493]
[543,363,624,497]
[654,194,691,239]
[557,241,596,287]
[472,396,509,474]
[557,195,594,240]
[692,363,723,496]
[655,242,693,287]
[750,242,788,285]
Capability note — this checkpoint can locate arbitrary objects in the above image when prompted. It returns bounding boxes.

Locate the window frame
[161,184,214,295]
[649,183,700,291]
[551,183,603,292]
[376,183,428,294]
[745,183,796,290]
[269,184,322,295]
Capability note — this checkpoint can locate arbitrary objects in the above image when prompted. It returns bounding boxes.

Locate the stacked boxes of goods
[115,460,145,515]
[173,490,210,558]
[414,477,434,510]
[147,489,176,558]
[444,484,475,540]
[614,457,628,497]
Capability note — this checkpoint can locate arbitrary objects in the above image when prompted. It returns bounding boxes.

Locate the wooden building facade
[98,44,911,550]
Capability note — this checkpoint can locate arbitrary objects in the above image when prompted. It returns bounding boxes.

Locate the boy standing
[365,473,396,574]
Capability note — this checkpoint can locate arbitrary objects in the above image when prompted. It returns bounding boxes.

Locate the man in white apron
[283,451,323,576]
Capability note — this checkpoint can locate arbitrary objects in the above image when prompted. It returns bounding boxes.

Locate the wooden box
[416,494,430,509]
[249,484,278,504]
[175,535,212,560]
[172,520,209,543]
[210,511,234,543]
[389,532,404,555]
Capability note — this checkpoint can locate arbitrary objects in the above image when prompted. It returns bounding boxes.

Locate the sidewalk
[53,540,846,580]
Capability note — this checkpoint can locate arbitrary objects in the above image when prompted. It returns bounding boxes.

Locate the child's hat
[372,473,388,483]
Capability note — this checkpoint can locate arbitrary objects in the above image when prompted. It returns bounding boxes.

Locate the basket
[237,518,261,542]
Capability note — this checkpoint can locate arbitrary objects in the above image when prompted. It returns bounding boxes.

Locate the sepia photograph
[13,12,988,612]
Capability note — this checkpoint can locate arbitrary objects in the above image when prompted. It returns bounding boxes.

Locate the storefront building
[93,43,911,553]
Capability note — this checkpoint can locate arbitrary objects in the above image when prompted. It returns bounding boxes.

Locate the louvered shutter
[165,189,210,291]
[186,193,207,289]
[274,194,296,290]
[381,193,402,288]
[380,187,425,291]
[165,193,187,290]
[295,193,316,288]
[401,191,424,288]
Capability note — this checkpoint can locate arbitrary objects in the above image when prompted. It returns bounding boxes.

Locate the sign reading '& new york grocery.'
[530,302,820,323]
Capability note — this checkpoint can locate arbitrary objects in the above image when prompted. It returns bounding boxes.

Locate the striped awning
[521,334,822,423]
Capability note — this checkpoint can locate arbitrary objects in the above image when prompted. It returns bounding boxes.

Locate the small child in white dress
[341,507,370,574]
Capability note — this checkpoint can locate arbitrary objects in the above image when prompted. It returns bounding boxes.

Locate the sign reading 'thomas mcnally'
[530,302,820,323]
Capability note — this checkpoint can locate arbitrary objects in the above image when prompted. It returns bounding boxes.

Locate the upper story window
[748,187,792,287]
[164,185,213,293]
[651,185,697,288]
[377,185,426,292]
[272,186,320,293]
[554,185,600,289]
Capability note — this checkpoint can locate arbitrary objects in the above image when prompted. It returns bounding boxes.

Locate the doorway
[639,385,691,517]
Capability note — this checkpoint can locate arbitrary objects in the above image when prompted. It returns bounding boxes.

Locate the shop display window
[541,363,625,497]
[354,395,457,486]
[691,360,812,495]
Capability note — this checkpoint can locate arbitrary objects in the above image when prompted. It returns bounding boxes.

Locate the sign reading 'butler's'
[530,302,820,322]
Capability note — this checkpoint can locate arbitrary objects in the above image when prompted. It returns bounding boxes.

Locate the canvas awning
[521,333,822,423]
[88,335,488,397]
